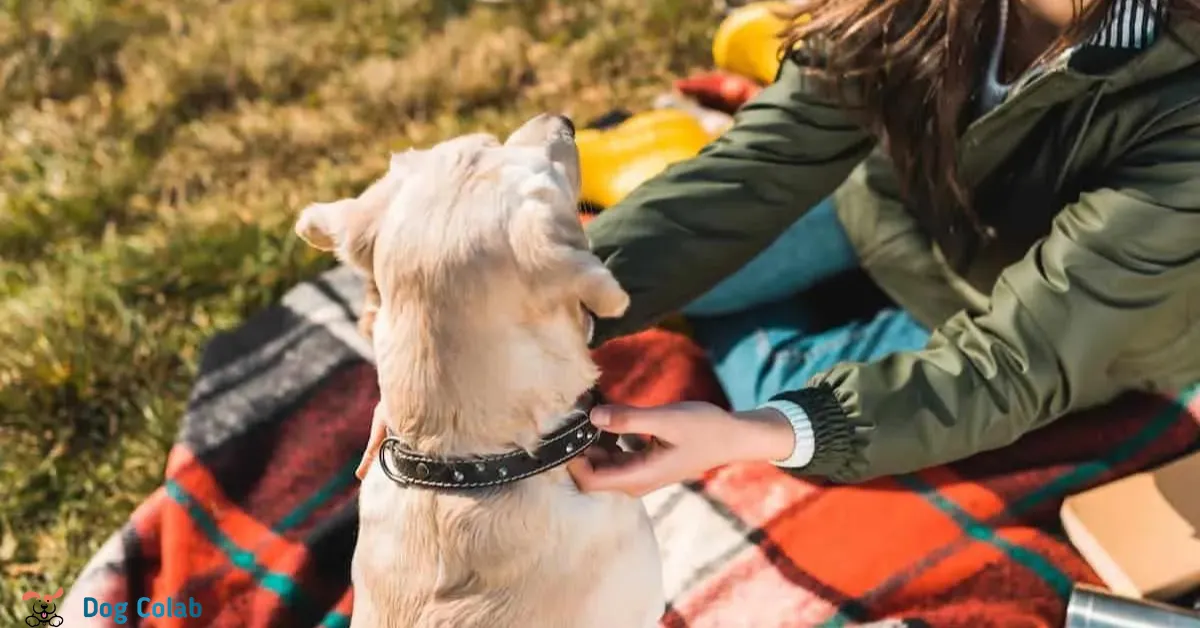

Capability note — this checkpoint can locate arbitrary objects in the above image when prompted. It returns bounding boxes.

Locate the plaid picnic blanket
[63,263,1200,627]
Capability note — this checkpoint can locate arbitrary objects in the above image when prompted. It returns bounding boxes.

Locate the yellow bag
[576,4,812,209]
[576,110,713,208]
[712,2,808,85]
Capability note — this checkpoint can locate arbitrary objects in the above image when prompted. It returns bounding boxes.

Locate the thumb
[589,404,683,439]
[356,407,389,480]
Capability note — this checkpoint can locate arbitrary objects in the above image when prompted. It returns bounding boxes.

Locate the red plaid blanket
[62,265,1199,627]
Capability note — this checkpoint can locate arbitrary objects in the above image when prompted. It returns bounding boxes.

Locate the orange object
[712,2,808,85]
[674,71,764,113]
[575,109,714,208]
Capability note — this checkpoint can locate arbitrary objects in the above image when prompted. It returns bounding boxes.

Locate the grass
[0,0,718,618]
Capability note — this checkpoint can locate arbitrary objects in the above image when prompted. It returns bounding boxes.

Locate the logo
[22,588,64,627]
[82,596,203,624]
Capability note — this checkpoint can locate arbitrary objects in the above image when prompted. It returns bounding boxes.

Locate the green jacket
[585,15,1200,482]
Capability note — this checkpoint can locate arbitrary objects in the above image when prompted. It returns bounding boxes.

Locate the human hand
[567,401,794,497]
[356,403,388,480]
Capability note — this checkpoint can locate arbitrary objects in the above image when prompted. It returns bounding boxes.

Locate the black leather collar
[377,388,608,491]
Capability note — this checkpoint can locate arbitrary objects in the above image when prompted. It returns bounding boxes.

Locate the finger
[355,435,383,480]
[567,445,627,489]
[581,445,615,466]
[584,449,642,470]
[571,446,686,496]
[589,404,685,440]
[356,413,388,480]
[565,454,595,489]
[618,434,653,452]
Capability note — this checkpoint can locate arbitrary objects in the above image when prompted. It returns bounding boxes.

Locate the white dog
[295,114,664,628]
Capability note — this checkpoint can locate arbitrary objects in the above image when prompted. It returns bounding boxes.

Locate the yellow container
[576,110,713,208]
[712,2,807,85]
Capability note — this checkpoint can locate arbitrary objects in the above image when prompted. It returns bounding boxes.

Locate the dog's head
[23,589,62,620]
[296,112,627,331]
[295,115,627,441]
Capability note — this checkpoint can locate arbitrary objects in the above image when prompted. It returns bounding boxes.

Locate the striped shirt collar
[1084,0,1165,49]
[976,0,1166,116]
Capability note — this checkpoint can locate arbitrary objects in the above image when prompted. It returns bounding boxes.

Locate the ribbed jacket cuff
[768,384,853,477]
[759,400,815,468]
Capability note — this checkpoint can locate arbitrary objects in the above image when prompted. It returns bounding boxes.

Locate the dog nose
[555,114,575,138]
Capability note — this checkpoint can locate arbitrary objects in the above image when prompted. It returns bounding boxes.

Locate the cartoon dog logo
[23,588,65,627]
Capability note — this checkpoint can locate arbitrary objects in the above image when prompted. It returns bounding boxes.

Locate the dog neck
[370,300,598,458]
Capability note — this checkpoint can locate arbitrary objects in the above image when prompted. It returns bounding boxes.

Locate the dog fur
[295,114,664,628]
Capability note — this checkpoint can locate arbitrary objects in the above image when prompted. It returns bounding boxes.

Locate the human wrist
[759,399,815,468]
[729,406,796,463]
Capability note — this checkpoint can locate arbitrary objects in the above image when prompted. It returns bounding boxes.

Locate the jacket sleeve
[585,58,875,344]
[774,119,1200,483]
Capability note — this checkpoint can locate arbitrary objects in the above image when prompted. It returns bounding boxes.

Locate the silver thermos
[1065,584,1200,628]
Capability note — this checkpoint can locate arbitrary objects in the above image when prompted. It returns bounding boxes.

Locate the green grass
[0,0,716,618]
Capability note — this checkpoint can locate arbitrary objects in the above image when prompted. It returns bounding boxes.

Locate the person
[567,0,1200,496]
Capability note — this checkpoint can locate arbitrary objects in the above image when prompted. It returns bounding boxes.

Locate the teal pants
[683,198,931,411]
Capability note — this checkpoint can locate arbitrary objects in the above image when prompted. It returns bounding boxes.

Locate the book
[1061,449,1200,601]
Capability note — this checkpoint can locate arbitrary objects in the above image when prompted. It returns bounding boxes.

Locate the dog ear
[295,198,361,252]
[22,592,39,601]
[505,114,580,192]
[294,151,414,271]
[46,588,63,601]
[509,174,629,319]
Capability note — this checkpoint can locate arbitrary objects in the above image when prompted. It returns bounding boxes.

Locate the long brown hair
[778,0,1194,240]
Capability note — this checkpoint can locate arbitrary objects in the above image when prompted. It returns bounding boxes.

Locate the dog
[24,589,64,627]
[295,114,664,628]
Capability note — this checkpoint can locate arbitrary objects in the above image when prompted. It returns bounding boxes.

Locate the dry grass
[0,0,717,618]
